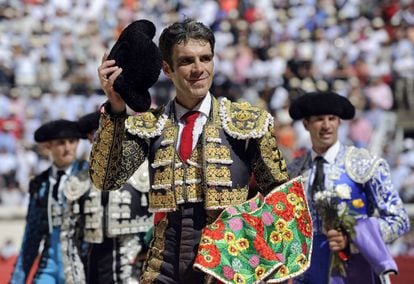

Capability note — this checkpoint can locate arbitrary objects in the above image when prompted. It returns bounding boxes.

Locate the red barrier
[0,255,39,284]
[391,256,414,284]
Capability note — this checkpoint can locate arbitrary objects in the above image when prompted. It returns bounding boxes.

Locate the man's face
[303,115,340,154]
[46,138,79,168]
[163,38,214,109]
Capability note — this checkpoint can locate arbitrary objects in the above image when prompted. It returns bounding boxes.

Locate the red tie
[179,111,200,163]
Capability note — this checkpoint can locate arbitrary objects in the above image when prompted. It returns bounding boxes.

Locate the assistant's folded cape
[194,176,313,284]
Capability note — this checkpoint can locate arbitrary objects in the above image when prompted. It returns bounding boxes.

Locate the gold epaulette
[125,109,168,139]
[344,146,383,184]
[219,98,273,139]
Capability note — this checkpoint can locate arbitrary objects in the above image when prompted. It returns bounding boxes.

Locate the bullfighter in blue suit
[10,119,88,284]
[288,92,410,284]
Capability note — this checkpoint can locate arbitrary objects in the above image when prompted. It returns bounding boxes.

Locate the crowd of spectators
[0,0,414,253]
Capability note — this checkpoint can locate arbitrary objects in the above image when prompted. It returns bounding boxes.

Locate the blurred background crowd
[1,0,414,266]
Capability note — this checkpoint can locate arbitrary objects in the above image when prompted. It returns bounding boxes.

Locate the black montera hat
[107,19,162,113]
[34,119,82,142]
[289,91,355,120]
[77,111,100,139]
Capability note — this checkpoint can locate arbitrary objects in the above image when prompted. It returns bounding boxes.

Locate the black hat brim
[78,112,100,139]
[34,119,82,142]
[289,92,355,120]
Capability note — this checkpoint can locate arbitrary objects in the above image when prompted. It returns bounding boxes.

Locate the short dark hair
[159,19,215,68]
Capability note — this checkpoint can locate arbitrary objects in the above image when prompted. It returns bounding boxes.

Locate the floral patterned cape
[193,176,313,284]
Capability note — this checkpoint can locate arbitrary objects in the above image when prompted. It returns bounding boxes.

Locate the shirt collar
[311,140,340,164]
[52,164,72,178]
[174,92,211,121]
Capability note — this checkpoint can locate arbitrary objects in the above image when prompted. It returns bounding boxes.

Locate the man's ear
[302,119,309,131]
[38,142,51,156]
[44,141,52,150]
[162,61,172,78]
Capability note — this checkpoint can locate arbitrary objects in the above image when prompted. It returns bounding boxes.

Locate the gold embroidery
[204,187,249,209]
[174,162,203,203]
[146,98,288,212]
[125,110,168,138]
[162,126,177,142]
[206,165,232,186]
[154,146,175,163]
[90,113,124,190]
[149,190,176,211]
[220,98,273,139]
[174,186,183,203]
[254,130,289,194]
[174,184,203,203]
[186,183,203,201]
[140,217,168,283]
[153,167,174,188]
[205,144,232,163]
[91,112,148,191]
[188,145,203,164]
[126,112,157,131]
[205,125,221,139]
[183,166,202,181]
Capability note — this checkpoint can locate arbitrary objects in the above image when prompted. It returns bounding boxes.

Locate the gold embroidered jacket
[90,96,289,212]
